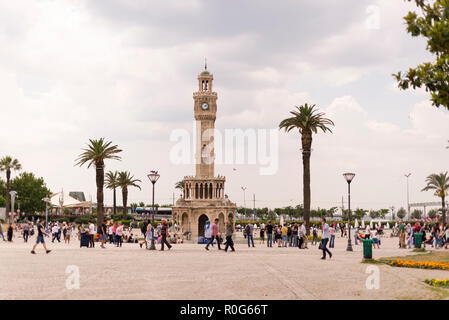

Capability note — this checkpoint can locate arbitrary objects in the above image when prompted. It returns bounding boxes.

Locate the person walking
[246,222,255,248]
[287,224,292,247]
[139,219,149,249]
[23,221,30,243]
[205,218,221,251]
[276,224,282,247]
[312,226,318,245]
[0,222,5,241]
[259,223,265,245]
[329,225,335,248]
[65,224,72,244]
[320,218,332,260]
[62,222,67,241]
[31,220,51,254]
[291,222,298,247]
[99,221,107,249]
[266,221,273,248]
[160,219,172,251]
[116,223,124,247]
[145,223,153,249]
[88,221,95,248]
[224,221,235,252]
[51,223,59,243]
[205,220,213,247]
[281,224,288,247]
[398,221,405,248]
[7,224,13,241]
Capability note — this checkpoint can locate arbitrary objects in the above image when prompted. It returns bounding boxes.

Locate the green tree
[175,180,185,197]
[394,0,449,110]
[105,170,119,215]
[118,171,141,219]
[369,210,380,220]
[138,202,145,207]
[411,209,423,219]
[428,209,437,219]
[75,138,122,226]
[422,172,449,222]
[379,209,389,219]
[0,195,5,207]
[352,208,368,221]
[9,172,51,214]
[279,104,334,234]
[397,207,407,220]
[0,156,22,220]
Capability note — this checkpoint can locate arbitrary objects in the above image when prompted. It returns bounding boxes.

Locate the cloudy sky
[0,0,448,212]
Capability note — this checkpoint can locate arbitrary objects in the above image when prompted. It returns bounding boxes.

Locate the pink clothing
[211,222,218,236]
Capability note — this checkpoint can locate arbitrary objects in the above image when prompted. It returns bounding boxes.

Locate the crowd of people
[397,220,449,249]
[2,216,448,258]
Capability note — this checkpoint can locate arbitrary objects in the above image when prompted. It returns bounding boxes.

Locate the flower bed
[388,259,449,271]
[424,278,449,287]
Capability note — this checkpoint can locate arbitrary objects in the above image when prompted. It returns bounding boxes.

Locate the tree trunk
[301,131,312,235]
[122,187,128,220]
[5,170,10,223]
[96,165,104,227]
[442,195,446,224]
[113,187,117,216]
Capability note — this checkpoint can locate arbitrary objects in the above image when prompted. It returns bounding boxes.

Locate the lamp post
[404,173,411,220]
[343,173,355,252]
[42,197,51,227]
[241,186,247,219]
[147,170,160,251]
[9,191,17,223]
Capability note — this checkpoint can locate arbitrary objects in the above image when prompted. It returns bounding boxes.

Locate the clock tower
[193,68,217,178]
[172,66,237,243]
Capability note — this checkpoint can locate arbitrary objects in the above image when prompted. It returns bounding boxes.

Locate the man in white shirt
[51,223,60,243]
[88,221,95,248]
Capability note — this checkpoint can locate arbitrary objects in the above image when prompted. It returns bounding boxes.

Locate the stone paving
[0,231,447,300]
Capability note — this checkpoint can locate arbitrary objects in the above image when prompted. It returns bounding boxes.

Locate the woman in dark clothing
[7,224,13,241]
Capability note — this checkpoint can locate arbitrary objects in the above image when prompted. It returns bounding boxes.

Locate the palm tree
[105,171,119,216]
[175,180,185,197]
[75,138,122,226]
[279,103,334,234]
[422,172,449,223]
[0,156,22,221]
[117,171,141,219]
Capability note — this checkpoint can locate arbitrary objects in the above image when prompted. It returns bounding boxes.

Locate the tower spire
[204,57,207,71]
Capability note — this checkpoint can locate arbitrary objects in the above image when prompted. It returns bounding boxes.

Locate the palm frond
[75,138,122,168]
[279,103,334,134]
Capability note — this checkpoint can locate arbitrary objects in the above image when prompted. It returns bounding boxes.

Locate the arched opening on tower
[182,212,189,233]
[198,214,209,238]
[218,212,225,233]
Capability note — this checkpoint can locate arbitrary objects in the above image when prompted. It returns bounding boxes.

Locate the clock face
[201,102,209,110]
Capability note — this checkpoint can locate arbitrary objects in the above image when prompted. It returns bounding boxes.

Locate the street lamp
[42,197,51,227]
[343,173,355,252]
[9,191,17,223]
[147,170,160,251]
[404,173,411,220]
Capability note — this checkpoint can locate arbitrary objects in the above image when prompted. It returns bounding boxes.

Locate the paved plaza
[1,231,447,300]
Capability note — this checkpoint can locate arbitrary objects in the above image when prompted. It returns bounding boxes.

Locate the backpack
[244,225,250,235]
